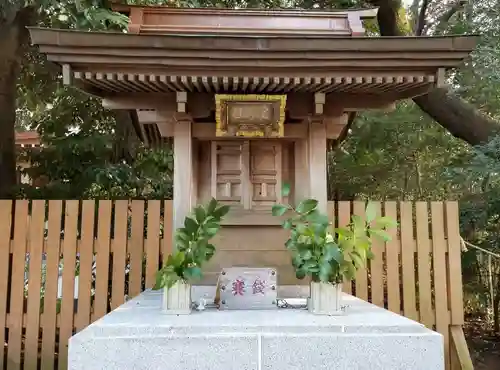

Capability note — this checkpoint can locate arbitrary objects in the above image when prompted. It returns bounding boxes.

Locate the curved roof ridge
[111,3,379,18]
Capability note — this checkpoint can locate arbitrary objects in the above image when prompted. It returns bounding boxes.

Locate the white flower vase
[308,281,343,315]
[162,281,192,315]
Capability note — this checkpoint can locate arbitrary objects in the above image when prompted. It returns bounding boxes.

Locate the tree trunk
[368,0,500,146]
[0,8,35,198]
[414,156,423,198]
[0,28,19,198]
[494,293,500,334]
[112,110,141,164]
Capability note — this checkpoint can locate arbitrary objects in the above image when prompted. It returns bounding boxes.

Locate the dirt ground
[465,317,500,369]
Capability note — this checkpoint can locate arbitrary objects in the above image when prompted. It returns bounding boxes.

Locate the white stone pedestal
[69,288,443,370]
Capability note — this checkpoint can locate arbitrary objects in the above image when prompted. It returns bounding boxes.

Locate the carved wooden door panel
[250,141,282,211]
[211,141,243,207]
[211,140,282,211]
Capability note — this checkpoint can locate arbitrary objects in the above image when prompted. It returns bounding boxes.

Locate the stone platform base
[69,287,443,370]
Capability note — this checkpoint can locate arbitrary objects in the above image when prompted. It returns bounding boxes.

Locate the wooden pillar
[308,118,327,213]
[172,91,197,242]
[173,119,195,237]
[293,117,327,212]
[191,139,199,208]
[294,137,309,206]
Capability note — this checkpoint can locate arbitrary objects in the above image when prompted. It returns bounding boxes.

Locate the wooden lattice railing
[0,200,471,370]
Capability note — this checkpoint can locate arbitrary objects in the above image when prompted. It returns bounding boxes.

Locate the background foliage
[8,0,500,337]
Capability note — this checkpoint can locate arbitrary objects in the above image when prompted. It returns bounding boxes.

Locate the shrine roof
[109,5,379,36]
[29,25,477,98]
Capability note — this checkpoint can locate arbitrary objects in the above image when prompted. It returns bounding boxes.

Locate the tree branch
[365,0,500,146]
[434,0,467,34]
[329,112,357,151]
[409,0,421,27]
[413,89,500,145]
[112,110,141,164]
[416,0,430,36]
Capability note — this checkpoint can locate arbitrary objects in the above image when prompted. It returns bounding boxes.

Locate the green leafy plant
[272,184,397,284]
[153,198,230,290]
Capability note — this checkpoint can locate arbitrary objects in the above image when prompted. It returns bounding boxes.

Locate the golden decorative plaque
[215,94,286,138]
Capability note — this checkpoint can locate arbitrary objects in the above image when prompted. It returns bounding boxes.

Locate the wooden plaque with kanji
[217,267,278,310]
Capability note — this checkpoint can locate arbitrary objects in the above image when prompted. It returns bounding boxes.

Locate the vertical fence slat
[327,201,335,230]
[400,202,417,321]
[337,201,351,294]
[75,200,95,332]
[353,201,368,301]
[450,325,474,370]
[327,201,337,292]
[431,202,450,370]
[93,201,112,321]
[370,202,384,307]
[445,202,464,326]
[0,201,13,370]
[41,200,63,370]
[129,201,145,298]
[145,201,161,289]
[384,202,400,314]
[162,200,173,260]
[111,201,128,310]
[58,200,79,370]
[7,200,29,370]
[24,200,46,370]
[416,202,433,329]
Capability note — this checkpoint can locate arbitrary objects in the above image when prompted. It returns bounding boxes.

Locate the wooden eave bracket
[171,92,192,125]
[314,93,325,115]
[305,113,349,139]
[176,91,189,116]
[156,119,174,137]
[436,68,446,88]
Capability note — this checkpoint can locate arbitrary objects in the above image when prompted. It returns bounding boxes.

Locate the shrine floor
[68,287,443,370]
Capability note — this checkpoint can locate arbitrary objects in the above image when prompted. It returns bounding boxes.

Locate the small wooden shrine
[29,5,476,285]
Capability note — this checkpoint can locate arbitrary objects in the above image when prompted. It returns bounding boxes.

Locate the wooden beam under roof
[140,118,347,142]
[102,92,399,113]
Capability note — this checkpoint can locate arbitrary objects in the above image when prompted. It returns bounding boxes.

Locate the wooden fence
[0,200,471,370]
